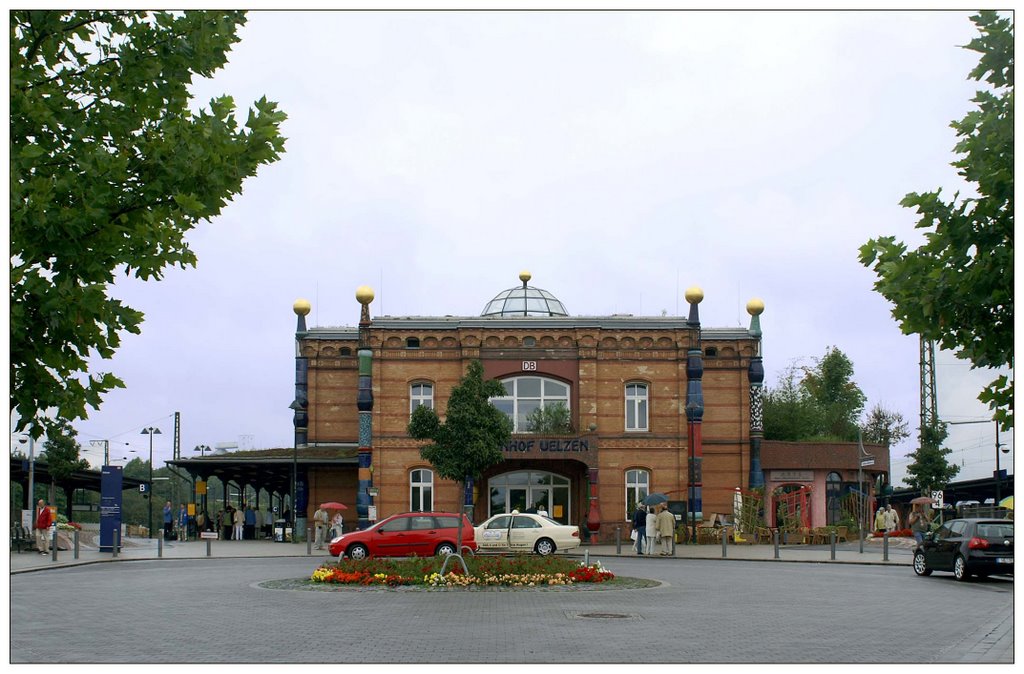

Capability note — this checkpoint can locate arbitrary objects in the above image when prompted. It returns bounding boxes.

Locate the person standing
[631,502,647,555]
[163,500,174,539]
[645,506,658,554]
[655,503,675,555]
[244,504,256,540]
[177,503,188,542]
[331,510,344,539]
[222,508,234,540]
[313,506,328,549]
[874,507,886,533]
[33,499,53,555]
[232,505,244,541]
[255,507,264,540]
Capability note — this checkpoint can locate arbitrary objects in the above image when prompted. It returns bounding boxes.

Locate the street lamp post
[141,427,162,538]
[17,433,36,511]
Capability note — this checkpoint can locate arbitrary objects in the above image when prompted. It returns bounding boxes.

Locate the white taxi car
[475,511,581,555]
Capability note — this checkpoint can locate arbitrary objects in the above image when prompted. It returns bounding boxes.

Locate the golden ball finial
[746,298,765,316]
[293,299,311,316]
[519,270,532,284]
[684,286,704,304]
[355,286,375,305]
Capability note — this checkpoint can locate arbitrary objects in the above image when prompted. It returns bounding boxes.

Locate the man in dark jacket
[631,502,647,555]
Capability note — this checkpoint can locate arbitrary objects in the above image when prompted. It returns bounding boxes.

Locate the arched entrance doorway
[487,470,572,524]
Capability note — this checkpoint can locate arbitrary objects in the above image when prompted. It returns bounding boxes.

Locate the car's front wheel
[534,538,556,556]
[347,543,369,561]
[953,554,970,581]
[435,542,456,556]
[913,551,931,576]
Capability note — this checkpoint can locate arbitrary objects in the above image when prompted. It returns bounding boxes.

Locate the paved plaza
[8,536,1013,664]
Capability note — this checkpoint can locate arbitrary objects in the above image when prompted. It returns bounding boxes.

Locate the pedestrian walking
[909,505,931,544]
[631,502,647,555]
[33,499,53,555]
[883,504,898,533]
[874,507,886,533]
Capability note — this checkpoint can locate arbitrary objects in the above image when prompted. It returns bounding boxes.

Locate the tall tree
[39,419,89,518]
[903,422,959,494]
[408,360,513,507]
[762,365,824,441]
[860,11,1013,430]
[800,347,867,440]
[860,404,911,448]
[10,11,287,439]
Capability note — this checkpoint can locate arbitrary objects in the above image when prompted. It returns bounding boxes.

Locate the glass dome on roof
[481,273,568,317]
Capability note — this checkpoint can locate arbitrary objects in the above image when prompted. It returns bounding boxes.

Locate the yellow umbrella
[999,495,1013,509]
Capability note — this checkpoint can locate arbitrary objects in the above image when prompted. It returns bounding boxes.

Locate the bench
[11,525,33,552]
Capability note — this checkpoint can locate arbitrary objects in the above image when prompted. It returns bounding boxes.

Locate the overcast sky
[20,10,1011,488]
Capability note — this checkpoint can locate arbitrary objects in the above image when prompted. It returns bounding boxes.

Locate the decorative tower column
[291,299,311,541]
[747,298,766,490]
[355,286,375,530]
[684,286,705,544]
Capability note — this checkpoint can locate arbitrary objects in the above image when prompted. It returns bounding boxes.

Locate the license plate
[996,557,1012,564]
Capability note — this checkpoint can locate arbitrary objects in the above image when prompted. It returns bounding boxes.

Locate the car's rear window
[977,523,1014,539]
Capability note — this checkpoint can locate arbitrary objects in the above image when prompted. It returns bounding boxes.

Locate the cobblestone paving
[10,556,1012,664]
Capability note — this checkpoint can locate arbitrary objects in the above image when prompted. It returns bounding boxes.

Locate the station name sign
[503,437,591,453]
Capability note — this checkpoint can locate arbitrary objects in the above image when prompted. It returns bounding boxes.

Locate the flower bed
[311,555,614,588]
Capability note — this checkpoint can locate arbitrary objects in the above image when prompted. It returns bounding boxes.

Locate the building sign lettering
[503,438,590,453]
[522,361,537,371]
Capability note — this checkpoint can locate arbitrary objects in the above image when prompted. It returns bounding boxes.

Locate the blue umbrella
[643,493,668,506]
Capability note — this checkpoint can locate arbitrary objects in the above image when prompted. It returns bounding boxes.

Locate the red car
[328,511,478,560]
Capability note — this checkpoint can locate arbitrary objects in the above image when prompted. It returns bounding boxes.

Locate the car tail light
[968,536,989,550]
[572,530,579,537]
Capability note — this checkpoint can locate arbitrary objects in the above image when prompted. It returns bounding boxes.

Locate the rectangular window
[625,383,649,432]
[410,383,434,416]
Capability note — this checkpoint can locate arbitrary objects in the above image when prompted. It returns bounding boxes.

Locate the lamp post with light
[17,433,36,511]
[141,427,161,538]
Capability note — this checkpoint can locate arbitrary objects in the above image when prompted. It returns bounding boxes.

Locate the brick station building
[287,272,778,541]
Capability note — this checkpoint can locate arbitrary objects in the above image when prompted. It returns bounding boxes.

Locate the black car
[912,517,1013,581]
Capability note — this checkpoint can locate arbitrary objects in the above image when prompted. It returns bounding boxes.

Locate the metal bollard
[883,531,889,561]
[307,529,313,555]
[113,529,120,558]
[51,529,58,561]
[722,528,728,558]
[158,536,163,558]
[206,539,212,557]
[584,549,590,567]
[74,530,79,559]
[615,526,622,554]
[773,530,780,559]
[830,530,836,560]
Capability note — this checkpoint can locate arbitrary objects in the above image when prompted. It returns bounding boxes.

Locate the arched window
[490,376,570,433]
[625,469,650,520]
[410,469,433,511]
[625,383,649,432]
[406,337,420,349]
[826,471,842,525]
[410,382,434,416]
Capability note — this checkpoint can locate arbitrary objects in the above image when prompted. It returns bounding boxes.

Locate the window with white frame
[410,468,433,511]
[625,383,649,431]
[625,469,650,520]
[490,376,570,433]
[410,382,434,415]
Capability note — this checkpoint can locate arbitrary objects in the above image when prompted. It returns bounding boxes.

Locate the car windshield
[976,522,1014,538]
